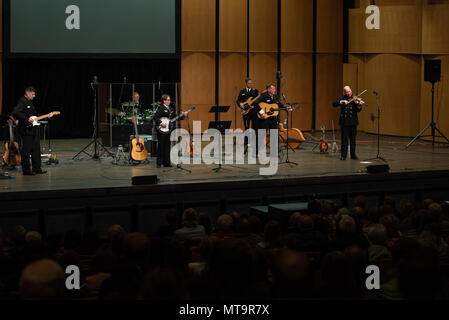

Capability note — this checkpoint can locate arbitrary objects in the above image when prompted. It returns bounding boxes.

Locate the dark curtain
[2,58,180,139]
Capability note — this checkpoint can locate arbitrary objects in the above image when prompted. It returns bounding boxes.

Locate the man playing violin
[333,86,365,160]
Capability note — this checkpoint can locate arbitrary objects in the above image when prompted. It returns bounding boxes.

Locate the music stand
[208,121,232,172]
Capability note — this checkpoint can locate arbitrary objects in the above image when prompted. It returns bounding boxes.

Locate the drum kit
[108,101,161,125]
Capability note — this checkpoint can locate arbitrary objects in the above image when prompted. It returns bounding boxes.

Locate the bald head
[344,86,352,97]
[20,259,65,299]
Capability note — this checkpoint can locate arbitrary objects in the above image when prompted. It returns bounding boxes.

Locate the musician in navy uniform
[12,87,51,175]
[253,83,282,130]
[332,86,365,160]
[237,78,259,130]
[153,94,187,168]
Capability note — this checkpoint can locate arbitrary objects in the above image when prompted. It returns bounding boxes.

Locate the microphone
[370,113,376,122]
[158,80,161,90]
[373,90,378,95]
[276,70,283,79]
[282,93,286,102]
[123,75,126,84]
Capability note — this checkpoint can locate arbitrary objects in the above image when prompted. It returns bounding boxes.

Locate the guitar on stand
[312,124,330,153]
[130,115,148,162]
[3,119,21,167]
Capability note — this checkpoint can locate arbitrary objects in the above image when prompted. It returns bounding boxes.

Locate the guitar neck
[35,113,54,121]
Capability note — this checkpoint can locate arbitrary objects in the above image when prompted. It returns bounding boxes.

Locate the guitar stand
[163,163,192,173]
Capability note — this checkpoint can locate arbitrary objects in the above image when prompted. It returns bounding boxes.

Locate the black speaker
[366,164,390,174]
[132,175,158,185]
[424,60,441,83]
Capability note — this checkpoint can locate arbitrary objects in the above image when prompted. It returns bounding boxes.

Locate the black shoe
[34,169,47,174]
[351,155,359,160]
[23,170,35,176]
[157,164,161,168]
[340,157,346,160]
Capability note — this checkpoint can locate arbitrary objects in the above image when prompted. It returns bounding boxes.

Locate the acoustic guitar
[130,115,148,161]
[3,119,21,166]
[319,124,330,153]
[257,102,282,119]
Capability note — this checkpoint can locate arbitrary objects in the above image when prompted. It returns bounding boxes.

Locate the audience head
[19,259,65,299]
[182,208,198,227]
[216,214,233,233]
[272,249,313,299]
[339,215,357,234]
[367,224,388,245]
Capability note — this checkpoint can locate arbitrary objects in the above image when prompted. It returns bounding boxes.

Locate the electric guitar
[130,115,148,161]
[3,119,21,166]
[157,106,196,134]
[28,111,61,127]
[237,95,259,115]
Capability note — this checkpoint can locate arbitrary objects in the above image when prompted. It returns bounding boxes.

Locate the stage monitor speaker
[424,60,441,83]
[132,175,158,185]
[366,164,390,174]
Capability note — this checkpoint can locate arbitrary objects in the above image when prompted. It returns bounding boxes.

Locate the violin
[319,124,330,153]
[344,89,368,106]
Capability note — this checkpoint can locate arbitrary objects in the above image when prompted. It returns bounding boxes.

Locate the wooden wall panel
[348,54,370,130]
[281,0,313,53]
[281,53,313,130]
[420,55,449,142]
[348,2,422,54]
[181,53,215,105]
[220,0,247,52]
[218,53,247,130]
[317,0,343,53]
[181,0,215,52]
[361,54,421,137]
[343,63,359,95]
[249,0,277,52]
[422,2,449,54]
[315,54,343,130]
[249,53,277,90]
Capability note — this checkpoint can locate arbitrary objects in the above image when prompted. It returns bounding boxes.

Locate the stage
[1,132,449,238]
[1,132,449,193]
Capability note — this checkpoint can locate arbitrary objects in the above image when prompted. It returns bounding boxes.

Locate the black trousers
[341,125,357,158]
[157,132,171,166]
[20,133,41,172]
[243,109,257,130]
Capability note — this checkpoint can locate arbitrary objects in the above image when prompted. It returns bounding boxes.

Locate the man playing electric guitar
[12,86,52,175]
[153,94,187,168]
[237,78,259,130]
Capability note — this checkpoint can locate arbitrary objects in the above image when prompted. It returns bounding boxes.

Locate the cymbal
[105,108,121,115]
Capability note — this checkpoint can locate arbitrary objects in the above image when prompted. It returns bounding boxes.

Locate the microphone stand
[363,92,386,163]
[279,94,298,167]
[73,76,113,160]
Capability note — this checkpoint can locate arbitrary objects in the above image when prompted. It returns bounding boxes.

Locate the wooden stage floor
[1,132,449,194]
